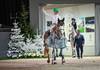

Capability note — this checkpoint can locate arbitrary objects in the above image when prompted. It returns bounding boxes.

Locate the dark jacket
[74,34,84,47]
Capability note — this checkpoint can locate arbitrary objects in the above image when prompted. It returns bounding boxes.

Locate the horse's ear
[62,18,65,21]
[58,18,60,22]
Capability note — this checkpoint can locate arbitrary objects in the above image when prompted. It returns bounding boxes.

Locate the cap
[53,8,60,12]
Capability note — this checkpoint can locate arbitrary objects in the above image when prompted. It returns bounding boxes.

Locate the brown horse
[43,18,65,63]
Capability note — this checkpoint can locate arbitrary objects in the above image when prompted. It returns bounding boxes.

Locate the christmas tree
[7,20,44,58]
[7,20,25,58]
[17,5,44,57]
[18,5,36,42]
[7,4,44,58]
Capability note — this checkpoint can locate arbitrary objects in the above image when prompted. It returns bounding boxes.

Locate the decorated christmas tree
[7,4,44,58]
[17,4,44,58]
[7,20,25,58]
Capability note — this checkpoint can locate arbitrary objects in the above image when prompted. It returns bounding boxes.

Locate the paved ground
[0,57,100,70]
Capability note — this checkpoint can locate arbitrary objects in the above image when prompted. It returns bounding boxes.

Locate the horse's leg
[52,47,57,64]
[44,46,50,63]
[47,47,50,63]
[60,48,65,64]
[56,48,58,57]
[47,53,50,63]
[68,33,71,41]
[52,47,54,64]
[70,41,73,57]
[43,31,51,63]
[44,44,50,63]
[54,48,56,61]
[72,47,75,58]
[72,47,76,58]
[71,42,76,58]
[59,48,62,56]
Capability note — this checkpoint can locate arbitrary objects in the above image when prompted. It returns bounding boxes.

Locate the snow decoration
[22,35,44,57]
[7,20,44,58]
[7,21,25,58]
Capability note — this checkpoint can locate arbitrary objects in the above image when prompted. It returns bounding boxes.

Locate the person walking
[68,18,77,41]
[74,30,85,59]
[71,18,77,32]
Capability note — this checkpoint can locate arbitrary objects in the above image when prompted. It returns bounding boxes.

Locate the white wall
[61,4,95,56]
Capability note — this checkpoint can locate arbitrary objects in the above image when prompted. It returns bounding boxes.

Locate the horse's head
[57,18,65,26]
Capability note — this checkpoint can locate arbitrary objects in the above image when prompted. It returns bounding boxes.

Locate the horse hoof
[52,62,57,64]
[72,55,76,58]
[51,62,57,64]
[47,60,50,63]
[62,61,65,64]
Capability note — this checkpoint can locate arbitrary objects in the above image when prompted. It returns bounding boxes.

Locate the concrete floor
[0,57,100,70]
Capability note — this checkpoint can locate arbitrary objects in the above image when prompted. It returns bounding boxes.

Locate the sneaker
[78,57,80,59]
[81,56,83,59]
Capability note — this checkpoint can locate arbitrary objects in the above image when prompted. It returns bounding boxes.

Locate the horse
[69,26,76,58]
[43,18,66,64]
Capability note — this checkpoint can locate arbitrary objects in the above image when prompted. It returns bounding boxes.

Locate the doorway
[43,4,95,56]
